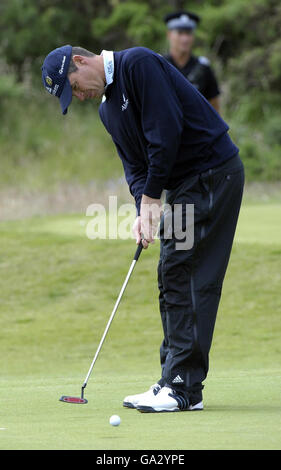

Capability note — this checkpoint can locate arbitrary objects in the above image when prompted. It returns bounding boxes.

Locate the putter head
[59,395,88,404]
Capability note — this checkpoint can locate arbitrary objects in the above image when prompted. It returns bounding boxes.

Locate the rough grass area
[0,98,123,191]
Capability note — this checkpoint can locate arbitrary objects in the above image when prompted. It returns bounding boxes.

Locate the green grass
[0,203,280,449]
[0,97,123,190]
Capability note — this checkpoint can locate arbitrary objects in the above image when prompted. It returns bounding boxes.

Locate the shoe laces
[150,383,161,396]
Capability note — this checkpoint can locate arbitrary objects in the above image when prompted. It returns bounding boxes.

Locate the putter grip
[134,242,143,261]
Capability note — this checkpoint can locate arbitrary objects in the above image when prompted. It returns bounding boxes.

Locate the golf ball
[109,415,121,426]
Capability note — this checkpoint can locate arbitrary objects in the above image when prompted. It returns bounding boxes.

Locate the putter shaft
[81,243,143,396]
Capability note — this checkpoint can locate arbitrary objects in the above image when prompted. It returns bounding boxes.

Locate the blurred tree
[0,0,108,81]
[166,0,186,8]
[197,0,281,121]
[92,1,167,50]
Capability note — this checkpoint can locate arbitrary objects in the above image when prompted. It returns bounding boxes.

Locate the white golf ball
[109,415,121,426]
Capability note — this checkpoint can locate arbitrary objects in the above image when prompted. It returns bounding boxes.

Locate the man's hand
[132,215,150,250]
[132,196,162,249]
[132,215,142,245]
[140,195,162,249]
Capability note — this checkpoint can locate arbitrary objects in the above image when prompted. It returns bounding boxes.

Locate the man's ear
[72,55,87,67]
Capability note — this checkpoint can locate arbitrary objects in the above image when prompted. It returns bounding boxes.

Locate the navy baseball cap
[42,45,73,115]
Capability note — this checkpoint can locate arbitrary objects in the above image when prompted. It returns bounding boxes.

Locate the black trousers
[157,153,245,404]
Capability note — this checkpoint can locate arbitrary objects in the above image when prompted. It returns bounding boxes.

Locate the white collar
[101,50,114,90]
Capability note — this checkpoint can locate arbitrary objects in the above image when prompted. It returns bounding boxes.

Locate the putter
[59,241,143,404]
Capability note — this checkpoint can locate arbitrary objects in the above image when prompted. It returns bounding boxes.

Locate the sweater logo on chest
[121,93,129,111]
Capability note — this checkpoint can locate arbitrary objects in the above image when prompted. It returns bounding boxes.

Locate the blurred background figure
[164,11,220,113]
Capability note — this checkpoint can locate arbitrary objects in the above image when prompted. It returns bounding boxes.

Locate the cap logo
[46,76,53,86]
[59,55,66,75]
[52,83,59,95]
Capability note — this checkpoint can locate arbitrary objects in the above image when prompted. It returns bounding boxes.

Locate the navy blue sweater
[99,47,238,214]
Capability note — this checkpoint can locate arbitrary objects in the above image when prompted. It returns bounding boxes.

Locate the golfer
[42,45,244,413]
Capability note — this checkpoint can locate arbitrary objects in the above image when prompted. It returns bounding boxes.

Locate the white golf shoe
[136,386,203,413]
[123,383,161,409]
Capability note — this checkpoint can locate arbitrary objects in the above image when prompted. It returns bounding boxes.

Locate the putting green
[0,203,280,449]
[0,370,280,450]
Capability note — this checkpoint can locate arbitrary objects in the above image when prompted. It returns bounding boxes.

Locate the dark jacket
[99,47,238,214]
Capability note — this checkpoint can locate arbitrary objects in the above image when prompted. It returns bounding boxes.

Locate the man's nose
[73,91,85,101]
